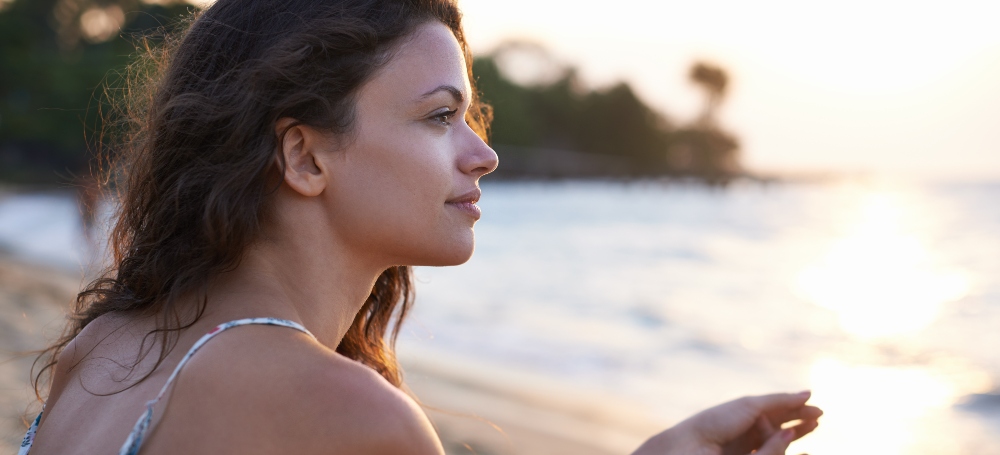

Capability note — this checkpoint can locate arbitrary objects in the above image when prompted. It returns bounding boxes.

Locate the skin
[27,20,821,455]
[30,21,493,455]
[632,392,823,455]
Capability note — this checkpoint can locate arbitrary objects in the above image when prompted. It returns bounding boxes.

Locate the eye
[429,108,458,126]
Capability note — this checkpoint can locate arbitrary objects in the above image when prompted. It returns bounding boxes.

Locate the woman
[22,0,822,454]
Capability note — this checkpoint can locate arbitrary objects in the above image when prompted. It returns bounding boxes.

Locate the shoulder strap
[18,410,42,455]
[118,318,315,455]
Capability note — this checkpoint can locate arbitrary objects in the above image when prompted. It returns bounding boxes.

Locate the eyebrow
[419,85,464,103]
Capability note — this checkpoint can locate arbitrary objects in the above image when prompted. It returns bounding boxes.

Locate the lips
[446,188,482,219]
[446,188,481,205]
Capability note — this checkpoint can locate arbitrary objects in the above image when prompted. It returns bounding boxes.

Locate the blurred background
[1,0,999,454]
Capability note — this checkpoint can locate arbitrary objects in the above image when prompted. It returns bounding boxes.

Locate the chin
[421,245,474,266]
[413,233,475,266]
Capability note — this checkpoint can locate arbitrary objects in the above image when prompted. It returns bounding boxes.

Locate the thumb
[754,428,795,455]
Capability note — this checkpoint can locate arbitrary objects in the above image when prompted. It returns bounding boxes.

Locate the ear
[276,118,330,197]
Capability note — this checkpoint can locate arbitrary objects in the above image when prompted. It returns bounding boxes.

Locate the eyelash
[430,109,458,126]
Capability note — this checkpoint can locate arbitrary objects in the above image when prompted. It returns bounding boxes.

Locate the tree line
[0,0,193,184]
[474,44,740,181]
[0,0,740,184]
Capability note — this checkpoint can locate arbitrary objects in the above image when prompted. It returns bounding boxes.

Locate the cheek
[327,133,468,263]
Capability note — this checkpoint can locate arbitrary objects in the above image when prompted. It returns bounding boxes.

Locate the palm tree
[689,61,728,125]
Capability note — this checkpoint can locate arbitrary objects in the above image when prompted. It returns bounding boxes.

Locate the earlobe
[276,118,327,197]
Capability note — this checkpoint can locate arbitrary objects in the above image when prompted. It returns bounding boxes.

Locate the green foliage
[0,1,741,184]
[472,57,541,147]
[689,61,728,124]
[474,51,740,179]
[575,83,673,168]
[0,0,192,184]
[669,126,740,181]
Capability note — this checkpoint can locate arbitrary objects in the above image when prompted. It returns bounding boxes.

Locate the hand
[632,391,823,455]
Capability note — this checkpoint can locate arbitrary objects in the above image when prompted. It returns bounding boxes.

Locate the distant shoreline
[2,171,997,193]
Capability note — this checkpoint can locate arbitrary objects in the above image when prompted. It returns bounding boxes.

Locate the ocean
[2,179,999,454]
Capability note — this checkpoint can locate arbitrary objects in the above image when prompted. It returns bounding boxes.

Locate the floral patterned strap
[18,410,42,455]
[116,317,315,455]
[19,318,314,455]
[19,318,313,455]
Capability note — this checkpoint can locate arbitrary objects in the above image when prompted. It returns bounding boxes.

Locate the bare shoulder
[304,350,445,455]
[59,311,133,364]
[51,312,152,390]
[142,324,443,455]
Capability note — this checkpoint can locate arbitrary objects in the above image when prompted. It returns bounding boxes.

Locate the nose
[459,131,499,178]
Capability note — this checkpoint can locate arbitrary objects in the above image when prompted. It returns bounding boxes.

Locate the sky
[456,0,1000,179]
[183,0,1000,179]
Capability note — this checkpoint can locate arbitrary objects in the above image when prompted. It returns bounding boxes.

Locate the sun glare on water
[789,185,994,454]
[796,190,968,339]
[793,357,992,455]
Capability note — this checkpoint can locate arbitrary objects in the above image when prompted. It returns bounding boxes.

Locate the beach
[3,182,1000,455]
[0,255,73,451]
[0,253,656,454]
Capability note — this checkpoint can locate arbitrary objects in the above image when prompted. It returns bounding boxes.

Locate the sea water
[401,179,1000,454]
[2,180,999,454]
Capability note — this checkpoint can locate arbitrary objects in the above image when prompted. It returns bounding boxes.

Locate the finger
[732,414,776,451]
[768,405,824,426]
[754,428,796,455]
[788,419,820,441]
[747,391,812,415]
[689,392,812,444]
[801,405,823,420]
[756,414,777,440]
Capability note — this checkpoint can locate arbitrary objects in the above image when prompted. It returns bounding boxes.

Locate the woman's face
[318,21,498,267]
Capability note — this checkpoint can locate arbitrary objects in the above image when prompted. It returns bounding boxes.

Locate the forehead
[358,22,469,108]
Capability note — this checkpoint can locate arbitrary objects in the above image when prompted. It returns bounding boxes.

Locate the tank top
[18,318,316,455]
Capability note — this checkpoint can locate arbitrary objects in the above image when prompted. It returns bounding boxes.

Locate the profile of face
[285,21,498,268]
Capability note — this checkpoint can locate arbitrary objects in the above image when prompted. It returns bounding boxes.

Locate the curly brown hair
[33,0,492,399]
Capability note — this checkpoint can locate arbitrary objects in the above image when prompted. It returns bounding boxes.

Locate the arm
[632,391,823,455]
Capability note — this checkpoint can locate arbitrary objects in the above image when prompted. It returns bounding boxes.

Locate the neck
[203,233,385,350]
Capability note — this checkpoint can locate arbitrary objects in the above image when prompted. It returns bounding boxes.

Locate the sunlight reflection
[796,191,968,339]
[794,357,992,455]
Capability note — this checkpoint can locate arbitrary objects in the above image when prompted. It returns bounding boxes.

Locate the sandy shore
[0,256,77,452]
[402,349,662,455]
[0,256,662,454]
